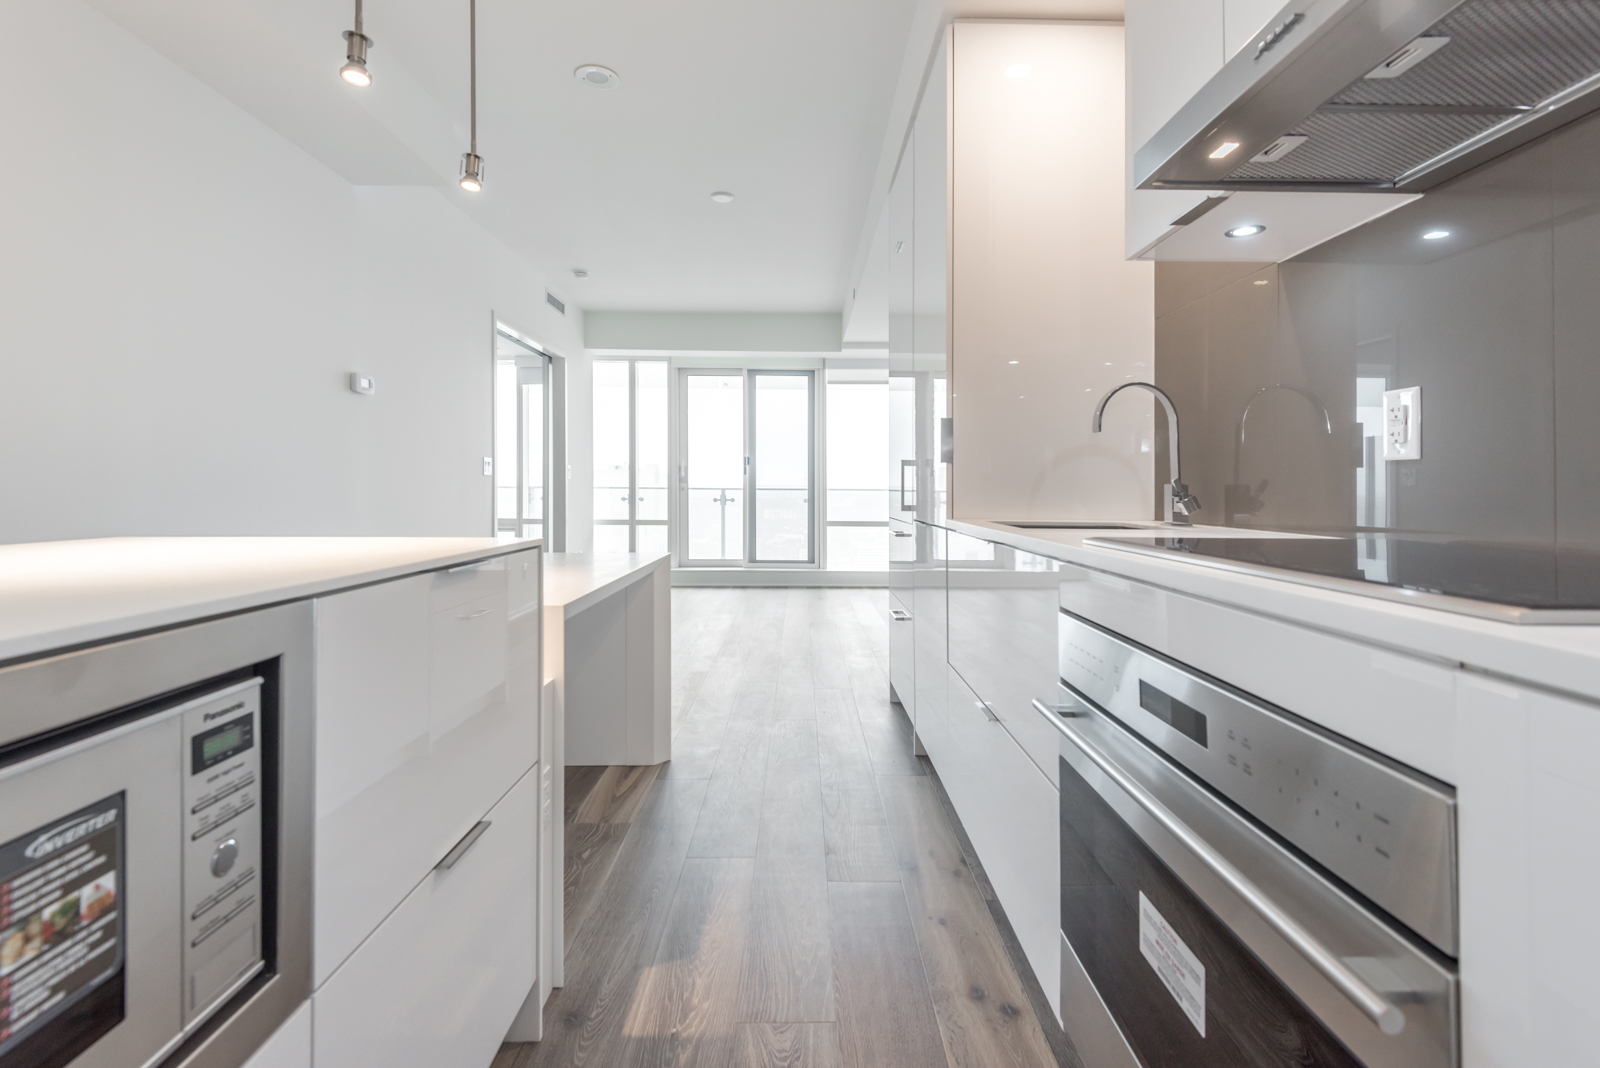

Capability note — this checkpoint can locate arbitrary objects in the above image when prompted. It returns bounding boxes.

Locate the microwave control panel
[180,679,265,1027]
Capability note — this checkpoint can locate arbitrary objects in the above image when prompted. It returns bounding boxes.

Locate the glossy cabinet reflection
[946,532,1064,784]
[915,523,1060,1014]
[312,547,548,1060]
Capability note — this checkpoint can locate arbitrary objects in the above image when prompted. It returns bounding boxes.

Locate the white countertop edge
[546,553,671,618]
[0,538,542,667]
[932,517,1600,706]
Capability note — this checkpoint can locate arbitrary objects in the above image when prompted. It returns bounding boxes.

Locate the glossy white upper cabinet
[914,37,948,525]
[1125,0,1417,261]
[947,22,1155,522]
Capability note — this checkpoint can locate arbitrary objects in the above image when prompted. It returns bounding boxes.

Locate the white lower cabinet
[941,669,1061,1016]
[314,769,538,1068]
[241,1001,310,1068]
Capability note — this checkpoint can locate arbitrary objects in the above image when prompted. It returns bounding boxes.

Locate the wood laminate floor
[495,588,1071,1068]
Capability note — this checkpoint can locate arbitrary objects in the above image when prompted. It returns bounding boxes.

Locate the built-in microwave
[1036,610,1459,1068]
[0,604,312,1068]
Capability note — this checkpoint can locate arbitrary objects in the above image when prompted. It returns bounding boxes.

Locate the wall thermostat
[348,373,376,395]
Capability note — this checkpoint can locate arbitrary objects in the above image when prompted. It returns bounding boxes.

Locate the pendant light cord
[468,0,477,155]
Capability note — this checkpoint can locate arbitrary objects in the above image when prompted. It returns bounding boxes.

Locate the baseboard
[671,568,887,588]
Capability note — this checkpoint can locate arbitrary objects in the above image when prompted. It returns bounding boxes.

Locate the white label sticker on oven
[1139,891,1206,1037]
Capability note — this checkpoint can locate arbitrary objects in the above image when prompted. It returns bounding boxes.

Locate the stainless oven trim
[1039,699,1404,1036]
[1038,697,1458,1068]
[1059,931,1142,1068]
[1056,609,1458,957]
[0,603,314,1068]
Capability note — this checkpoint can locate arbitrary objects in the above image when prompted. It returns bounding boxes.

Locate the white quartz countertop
[545,552,670,617]
[0,536,541,665]
[934,517,1600,705]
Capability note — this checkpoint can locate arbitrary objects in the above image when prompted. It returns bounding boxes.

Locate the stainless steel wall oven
[1035,610,1458,1068]
[0,604,312,1068]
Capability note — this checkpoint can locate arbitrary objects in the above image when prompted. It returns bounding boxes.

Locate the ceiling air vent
[545,290,566,316]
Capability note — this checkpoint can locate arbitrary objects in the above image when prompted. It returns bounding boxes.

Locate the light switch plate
[348,372,375,395]
[482,457,494,476]
[1382,386,1421,461]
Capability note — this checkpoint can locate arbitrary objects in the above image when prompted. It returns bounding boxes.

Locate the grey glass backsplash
[1154,108,1600,546]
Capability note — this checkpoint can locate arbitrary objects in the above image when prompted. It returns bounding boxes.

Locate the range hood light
[1209,141,1240,159]
[1225,224,1266,238]
[1423,229,1451,240]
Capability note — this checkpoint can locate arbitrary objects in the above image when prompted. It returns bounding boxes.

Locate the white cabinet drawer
[430,591,509,740]
[429,556,509,613]
[314,770,538,1068]
[942,670,1061,1014]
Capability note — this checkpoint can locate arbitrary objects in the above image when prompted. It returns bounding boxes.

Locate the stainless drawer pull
[891,530,913,538]
[890,609,911,622]
[436,821,491,871]
[1031,699,1408,1037]
[977,700,999,722]
[456,608,492,621]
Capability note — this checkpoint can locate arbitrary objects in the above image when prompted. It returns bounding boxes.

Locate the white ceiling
[88,0,921,314]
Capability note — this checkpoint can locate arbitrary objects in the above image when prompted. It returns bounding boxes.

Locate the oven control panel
[180,680,265,1026]
[1058,610,1459,958]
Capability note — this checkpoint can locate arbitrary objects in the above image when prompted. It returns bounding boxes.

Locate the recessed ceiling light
[1253,279,1269,285]
[1423,229,1451,240]
[1210,141,1241,159]
[1008,360,1019,364]
[572,268,589,279]
[1005,63,1031,78]
[1226,224,1265,238]
[710,191,735,203]
[575,65,619,89]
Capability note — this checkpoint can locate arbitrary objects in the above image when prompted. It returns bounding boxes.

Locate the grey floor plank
[565,765,608,822]
[879,776,1057,1068]
[688,720,771,857]
[852,686,925,777]
[572,763,663,824]
[739,1022,844,1068]
[816,689,901,882]
[740,857,835,1023]
[626,856,756,1068]
[564,821,631,953]
[525,775,710,1068]
[757,719,826,861]
[829,881,950,1068]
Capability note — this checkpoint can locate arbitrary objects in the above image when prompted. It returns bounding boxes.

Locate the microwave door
[0,714,184,1068]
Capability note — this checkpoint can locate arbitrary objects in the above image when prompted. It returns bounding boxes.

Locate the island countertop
[0,536,542,665]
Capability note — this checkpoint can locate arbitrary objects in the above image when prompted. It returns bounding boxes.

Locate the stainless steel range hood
[1136,0,1600,192]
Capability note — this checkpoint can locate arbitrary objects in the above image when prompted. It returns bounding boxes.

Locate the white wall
[0,0,584,544]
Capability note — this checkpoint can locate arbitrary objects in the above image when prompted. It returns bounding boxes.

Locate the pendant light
[459,0,484,192]
[340,0,373,87]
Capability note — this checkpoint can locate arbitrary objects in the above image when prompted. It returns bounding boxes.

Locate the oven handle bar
[1032,698,1407,1037]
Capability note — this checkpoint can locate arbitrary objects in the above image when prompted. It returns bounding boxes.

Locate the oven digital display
[192,712,254,773]
[1139,680,1208,748]
[0,793,125,1066]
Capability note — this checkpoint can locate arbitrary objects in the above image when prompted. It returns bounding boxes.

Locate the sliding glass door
[750,371,815,564]
[593,359,668,553]
[681,372,745,564]
[678,368,817,567]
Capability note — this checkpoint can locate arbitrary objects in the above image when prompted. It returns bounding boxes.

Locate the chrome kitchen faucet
[1092,381,1201,525]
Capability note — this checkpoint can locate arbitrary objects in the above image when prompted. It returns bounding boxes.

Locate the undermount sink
[999,521,1145,530]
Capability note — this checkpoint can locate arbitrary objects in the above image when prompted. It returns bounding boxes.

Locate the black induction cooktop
[1085,535,1600,624]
